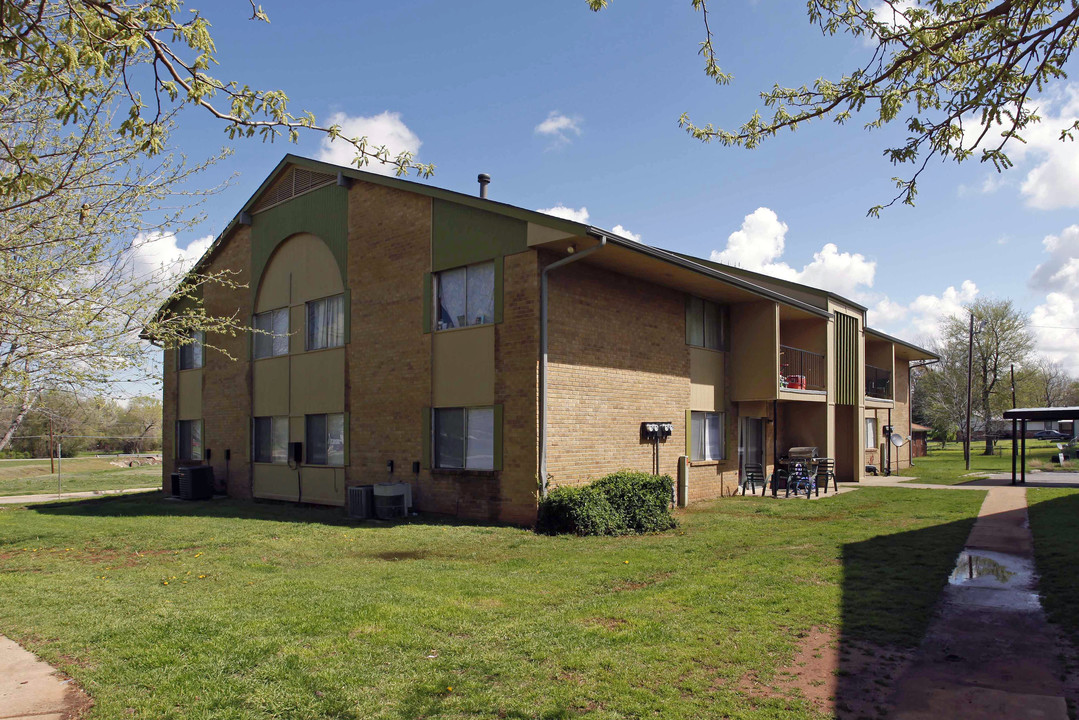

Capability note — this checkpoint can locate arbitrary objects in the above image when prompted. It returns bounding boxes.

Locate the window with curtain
[306,294,345,350]
[253,308,289,359]
[690,411,725,461]
[178,331,204,370]
[253,416,288,463]
[865,417,878,449]
[434,407,494,469]
[177,419,203,461]
[306,413,345,465]
[686,296,727,351]
[435,261,495,330]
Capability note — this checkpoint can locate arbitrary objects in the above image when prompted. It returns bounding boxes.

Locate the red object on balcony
[787,375,806,390]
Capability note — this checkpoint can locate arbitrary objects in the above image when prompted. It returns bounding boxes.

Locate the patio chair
[768,467,789,497]
[741,464,765,495]
[814,458,837,494]
[786,461,816,498]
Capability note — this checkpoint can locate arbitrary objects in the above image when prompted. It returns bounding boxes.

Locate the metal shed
[1002,407,1079,484]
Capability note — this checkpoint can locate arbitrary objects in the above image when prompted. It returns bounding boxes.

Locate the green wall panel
[835,312,860,405]
[431,199,528,272]
[251,184,349,296]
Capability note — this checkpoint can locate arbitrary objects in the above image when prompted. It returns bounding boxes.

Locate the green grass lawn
[0,457,160,496]
[1028,489,1079,645]
[900,441,1065,485]
[0,488,983,719]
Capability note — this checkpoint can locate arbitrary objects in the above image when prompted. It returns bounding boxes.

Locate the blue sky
[149,0,1079,370]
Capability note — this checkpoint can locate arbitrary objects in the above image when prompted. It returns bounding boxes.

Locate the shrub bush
[536,470,676,536]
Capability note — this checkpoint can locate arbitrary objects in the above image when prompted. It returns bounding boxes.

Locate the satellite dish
[890,432,906,447]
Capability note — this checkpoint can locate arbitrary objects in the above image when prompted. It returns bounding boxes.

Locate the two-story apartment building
[158,155,935,525]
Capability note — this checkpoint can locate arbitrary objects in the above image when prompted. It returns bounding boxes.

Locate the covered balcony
[865,364,892,400]
[864,335,894,401]
[778,310,828,397]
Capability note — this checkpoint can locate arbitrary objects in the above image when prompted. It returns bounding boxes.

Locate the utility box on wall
[641,422,673,441]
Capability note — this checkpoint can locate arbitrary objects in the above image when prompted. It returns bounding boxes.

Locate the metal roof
[1003,407,1079,421]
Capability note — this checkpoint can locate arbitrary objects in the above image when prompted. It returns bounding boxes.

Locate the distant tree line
[912,299,1079,453]
[0,391,161,458]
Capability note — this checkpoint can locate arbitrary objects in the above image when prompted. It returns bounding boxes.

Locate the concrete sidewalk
[0,487,158,505]
[889,487,1070,719]
[0,635,89,719]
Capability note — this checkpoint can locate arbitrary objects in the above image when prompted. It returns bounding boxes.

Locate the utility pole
[965,312,975,471]
[1010,364,1017,408]
[48,418,54,474]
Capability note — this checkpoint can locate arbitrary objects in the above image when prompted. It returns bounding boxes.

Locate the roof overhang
[1003,407,1079,421]
[865,327,939,362]
[564,228,832,319]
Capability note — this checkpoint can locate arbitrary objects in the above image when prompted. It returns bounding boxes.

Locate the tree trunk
[0,390,38,452]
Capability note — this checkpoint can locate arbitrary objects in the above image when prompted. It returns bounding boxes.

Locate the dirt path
[888,487,1070,719]
[0,635,90,719]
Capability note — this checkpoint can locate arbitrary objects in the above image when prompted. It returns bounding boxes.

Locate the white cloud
[610,224,641,243]
[536,205,589,223]
[867,281,980,343]
[987,84,1079,210]
[1030,225,1079,294]
[709,207,875,296]
[127,231,214,288]
[317,111,422,175]
[1031,293,1079,374]
[1027,225,1079,373]
[867,0,919,29]
[534,111,582,146]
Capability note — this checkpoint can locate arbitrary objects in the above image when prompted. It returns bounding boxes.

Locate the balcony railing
[865,364,892,399]
[779,345,826,392]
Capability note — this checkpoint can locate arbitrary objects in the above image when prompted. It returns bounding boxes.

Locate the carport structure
[1003,407,1079,484]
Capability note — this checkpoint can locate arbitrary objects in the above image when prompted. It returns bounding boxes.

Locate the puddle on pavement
[945,549,1042,612]
[949,552,1016,585]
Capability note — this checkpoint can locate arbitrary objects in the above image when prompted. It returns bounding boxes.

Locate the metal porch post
[1011,418,1017,485]
[1021,420,1027,484]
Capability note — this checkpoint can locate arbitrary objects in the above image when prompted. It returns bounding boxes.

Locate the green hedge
[536,470,676,536]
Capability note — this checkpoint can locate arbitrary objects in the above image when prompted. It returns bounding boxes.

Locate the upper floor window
[306,294,345,351]
[178,331,204,370]
[253,308,289,359]
[436,261,494,330]
[686,296,727,351]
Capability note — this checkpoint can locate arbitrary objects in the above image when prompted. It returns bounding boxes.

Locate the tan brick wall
[161,347,176,490]
[345,181,434,505]
[494,251,540,524]
[544,258,737,502]
[864,361,913,474]
[201,226,253,497]
[161,226,252,495]
[545,260,687,485]
[343,181,540,525]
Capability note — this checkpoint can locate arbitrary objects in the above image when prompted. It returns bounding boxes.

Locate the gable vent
[252,167,336,212]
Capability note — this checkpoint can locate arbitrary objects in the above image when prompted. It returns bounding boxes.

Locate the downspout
[539,234,607,498]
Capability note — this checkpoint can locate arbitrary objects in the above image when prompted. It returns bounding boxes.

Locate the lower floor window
[435,406,494,470]
[306,413,345,465]
[865,417,878,449]
[177,419,203,461]
[253,416,288,463]
[691,411,724,461]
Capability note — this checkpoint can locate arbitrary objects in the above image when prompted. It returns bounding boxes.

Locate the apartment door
[740,417,765,478]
